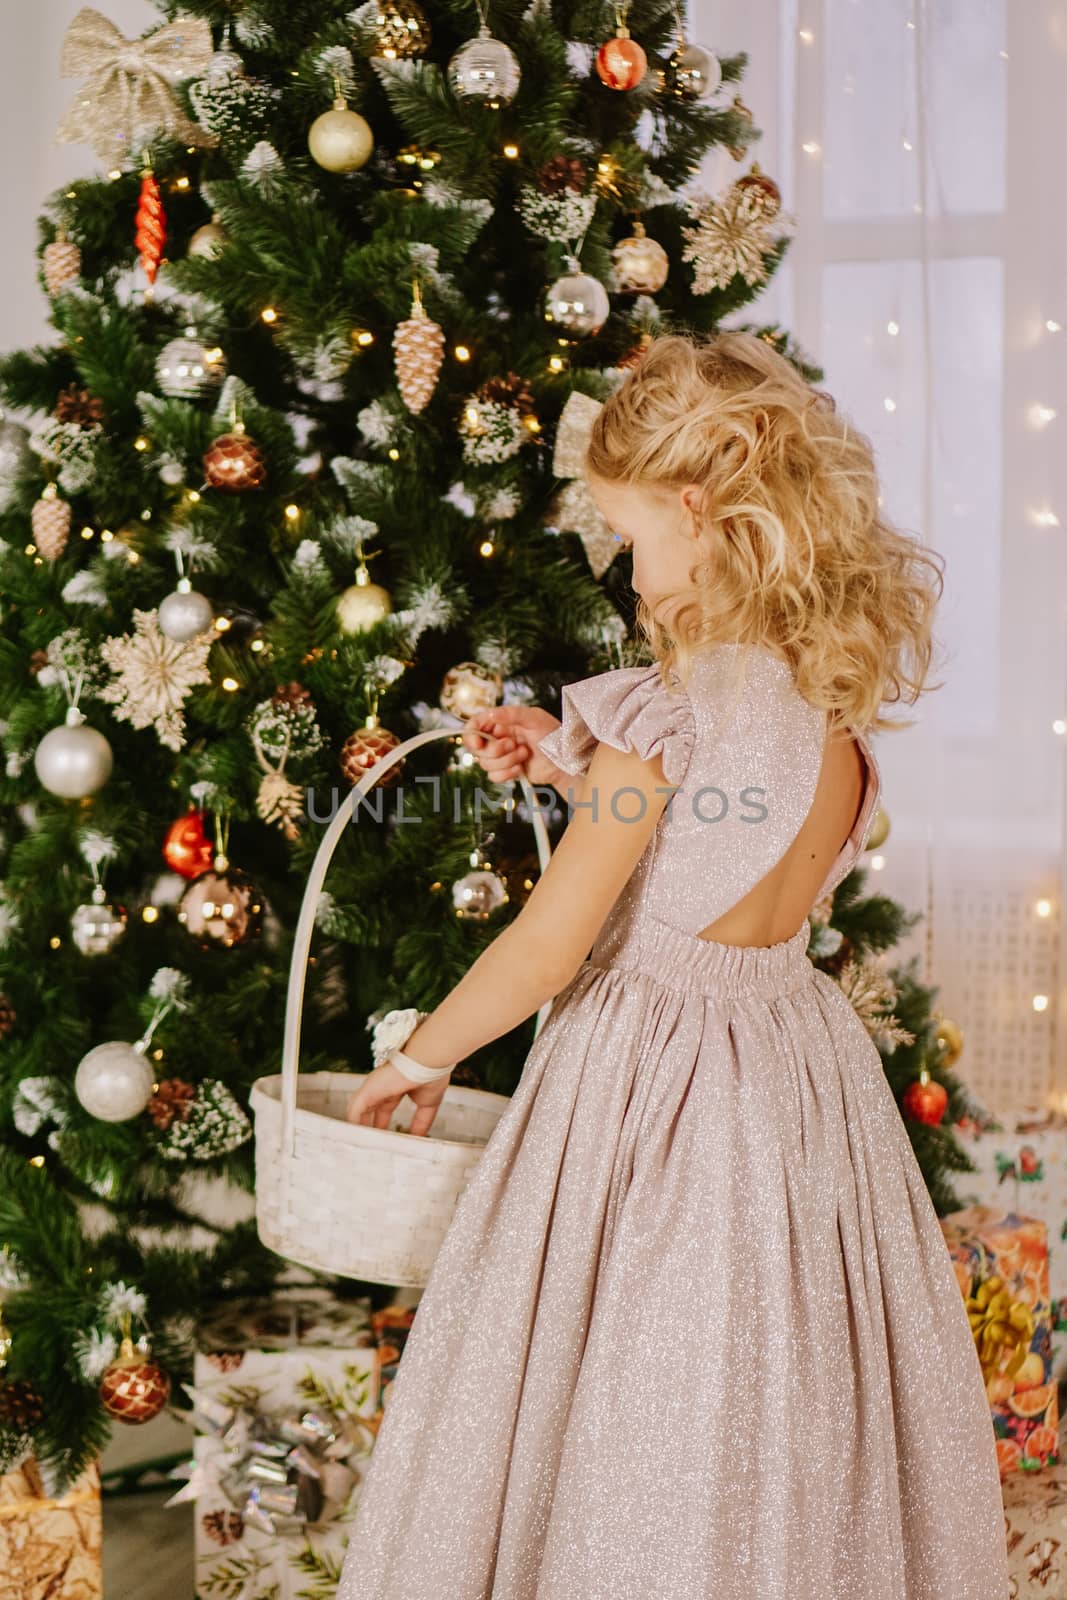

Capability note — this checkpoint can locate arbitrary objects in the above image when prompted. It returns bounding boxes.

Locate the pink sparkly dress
[336,643,1009,1600]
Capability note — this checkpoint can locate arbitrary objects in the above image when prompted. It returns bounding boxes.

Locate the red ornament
[595,30,647,90]
[163,808,215,880]
[902,1070,948,1126]
[203,427,268,492]
[99,1336,170,1425]
[340,722,405,788]
[136,170,166,286]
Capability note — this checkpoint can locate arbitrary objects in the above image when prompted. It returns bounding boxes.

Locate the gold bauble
[373,0,432,59]
[188,218,230,259]
[440,661,503,719]
[308,98,374,172]
[337,566,393,632]
[611,221,669,294]
[865,805,890,850]
[934,1016,964,1068]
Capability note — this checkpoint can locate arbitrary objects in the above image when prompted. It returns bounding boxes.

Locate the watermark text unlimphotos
[304,778,770,827]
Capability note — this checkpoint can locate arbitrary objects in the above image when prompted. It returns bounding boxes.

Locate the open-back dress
[336,643,1010,1600]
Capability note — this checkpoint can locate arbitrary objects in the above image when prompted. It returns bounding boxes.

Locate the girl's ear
[680,482,704,532]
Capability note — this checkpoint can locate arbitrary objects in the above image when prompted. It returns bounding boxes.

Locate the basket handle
[280,727,555,1157]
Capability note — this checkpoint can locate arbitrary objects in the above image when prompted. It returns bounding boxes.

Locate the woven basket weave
[250,726,554,1288]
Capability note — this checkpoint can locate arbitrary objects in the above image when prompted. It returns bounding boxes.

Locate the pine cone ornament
[538,155,587,193]
[42,234,82,295]
[393,284,445,414]
[340,722,405,787]
[272,682,313,709]
[0,994,15,1038]
[479,372,536,416]
[146,1078,197,1131]
[31,486,71,561]
[0,1378,44,1433]
[54,385,105,428]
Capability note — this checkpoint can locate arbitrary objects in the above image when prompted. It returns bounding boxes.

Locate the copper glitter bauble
[163,808,215,880]
[735,166,782,220]
[341,723,405,788]
[902,1072,948,1127]
[203,428,267,492]
[612,221,669,294]
[372,0,432,59]
[178,867,265,948]
[99,1337,171,1425]
[440,661,502,719]
[595,32,647,91]
[0,994,15,1038]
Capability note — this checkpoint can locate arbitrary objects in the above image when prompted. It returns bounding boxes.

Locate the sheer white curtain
[691,0,1067,1118]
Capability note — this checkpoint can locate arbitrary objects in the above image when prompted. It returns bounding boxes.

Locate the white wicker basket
[250,726,554,1288]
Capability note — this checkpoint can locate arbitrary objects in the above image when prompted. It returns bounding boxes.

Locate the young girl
[337,332,1010,1598]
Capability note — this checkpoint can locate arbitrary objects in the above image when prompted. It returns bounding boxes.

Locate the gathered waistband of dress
[598,912,817,1001]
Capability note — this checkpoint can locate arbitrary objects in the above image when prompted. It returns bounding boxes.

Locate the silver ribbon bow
[548,391,620,581]
[55,7,217,161]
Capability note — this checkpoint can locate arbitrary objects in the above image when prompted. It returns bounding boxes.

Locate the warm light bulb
[801,141,820,155]
[134,435,149,451]
[80,525,94,540]
[503,143,519,159]
[1046,320,1062,334]
[883,397,897,413]
[100,529,113,542]
[887,321,899,336]
[187,489,201,503]
[142,906,159,923]
[221,676,240,692]
[1032,507,1060,528]
[454,344,471,361]
[548,355,565,372]
[175,176,190,191]
[1029,403,1057,428]
[387,447,400,460]
[108,168,122,180]
[29,1155,45,1168]
[479,539,495,556]
[261,306,278,324]
[799,27,814,42]
[1053,719,1066,736]
[49,936,62,949]
[214,615,231,631]
[284,503,300,520]
[1034,994,1050,1012]
[1035,899,1053,918]
[869,854,885,871]
[356,330,374,347]
[250,638,265,652]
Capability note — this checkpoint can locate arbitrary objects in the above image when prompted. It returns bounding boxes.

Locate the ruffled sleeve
[538,664,697,789]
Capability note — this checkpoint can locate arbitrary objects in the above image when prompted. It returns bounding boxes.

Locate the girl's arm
[346,738,677,1130]
[403,737,673,1063]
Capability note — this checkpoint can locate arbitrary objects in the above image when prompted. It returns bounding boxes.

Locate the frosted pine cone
[31,488,71,561]
[393,304,445,414]
[42,235,81,296]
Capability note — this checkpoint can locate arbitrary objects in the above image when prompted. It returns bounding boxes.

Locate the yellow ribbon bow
[549,390,623,581]
[55,7,217,161]
[965,1273,1036,1384]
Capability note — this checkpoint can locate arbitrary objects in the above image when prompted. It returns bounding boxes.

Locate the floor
[101,1411,194,1599]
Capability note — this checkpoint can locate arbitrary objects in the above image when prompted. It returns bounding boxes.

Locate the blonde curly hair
[585,330,944,734]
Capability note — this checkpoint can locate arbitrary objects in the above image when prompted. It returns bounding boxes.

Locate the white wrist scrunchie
[369,1008,454,1085]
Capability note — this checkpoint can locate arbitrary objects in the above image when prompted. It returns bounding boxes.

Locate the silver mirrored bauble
[155,330,227,399]
[71,886,128,956]
[159,581,215,642]
[75,1040,154,1122]
[34,715,113,799]
[662,41,722,101]
[447,27,521,106]
[545,270,610,336]
[452,868,509,920]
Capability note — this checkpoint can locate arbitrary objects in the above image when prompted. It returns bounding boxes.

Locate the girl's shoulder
[538,661,696,789]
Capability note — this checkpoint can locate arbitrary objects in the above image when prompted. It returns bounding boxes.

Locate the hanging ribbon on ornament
[135,158,166,290]
[55,8,217,161]
[965,1273,1035,1384]
[547,389,626,581]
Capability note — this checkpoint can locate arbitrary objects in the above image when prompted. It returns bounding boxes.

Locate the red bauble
[203,428,267,492]
[136,171,166,285]
[340,723,405,788]
[595,32,647,90]
[99,1338,171,1425]
[902,1072,948,1126]
[163,808,215,880]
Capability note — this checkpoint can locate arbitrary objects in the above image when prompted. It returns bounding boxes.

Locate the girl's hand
[461,705,566,788]
[345,1061,451,1138]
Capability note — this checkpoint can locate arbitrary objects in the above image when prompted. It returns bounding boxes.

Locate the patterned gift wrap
[1003,1406,1067,1596]
[176,1288,416,1600]
[954,1114,1067,1382]
[940,1205,1059,1478]
[0,1456,102,1600]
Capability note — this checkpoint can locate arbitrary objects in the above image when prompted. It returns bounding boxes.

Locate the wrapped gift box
[1003,1405,1067,1597]
[0,1456,102,1600]
[940,1206,1059,1478]
[954,1115,1067,1382]
[179,1288,401,1600]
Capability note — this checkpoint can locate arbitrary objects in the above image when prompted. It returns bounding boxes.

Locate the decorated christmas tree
[0,0,982,1489]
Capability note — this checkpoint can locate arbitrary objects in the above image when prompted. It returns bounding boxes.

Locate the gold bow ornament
[965,1273,1036,1385]
[55,8,217,162]
[548,389,624,582]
